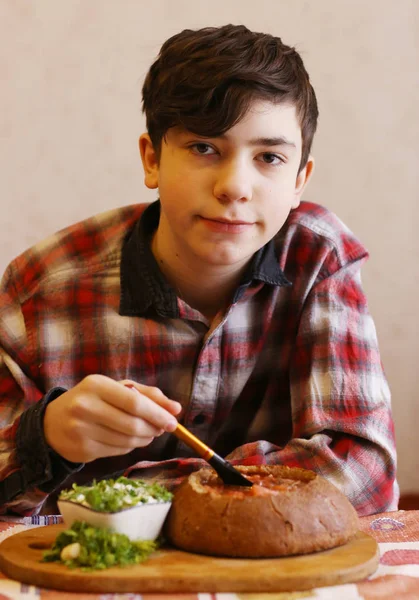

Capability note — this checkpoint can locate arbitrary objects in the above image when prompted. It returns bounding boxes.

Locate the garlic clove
[60,542,81,561]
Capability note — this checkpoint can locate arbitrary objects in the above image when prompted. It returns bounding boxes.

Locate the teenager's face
[140,100,314,271]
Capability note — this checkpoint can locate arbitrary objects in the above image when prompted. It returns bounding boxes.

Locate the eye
[189,143,217,156]
[257,152,284,166]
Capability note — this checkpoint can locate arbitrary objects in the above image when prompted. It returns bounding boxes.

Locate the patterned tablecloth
[0,510,419,599]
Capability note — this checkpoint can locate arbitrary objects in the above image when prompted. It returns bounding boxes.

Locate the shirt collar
[119,201,291,318]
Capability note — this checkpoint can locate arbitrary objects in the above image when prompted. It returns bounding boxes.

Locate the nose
[213,158,252,204]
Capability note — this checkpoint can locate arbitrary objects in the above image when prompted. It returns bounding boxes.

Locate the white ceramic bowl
[58,499,172,541]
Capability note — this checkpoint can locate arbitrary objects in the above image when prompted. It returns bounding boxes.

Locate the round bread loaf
[165,465,359,558]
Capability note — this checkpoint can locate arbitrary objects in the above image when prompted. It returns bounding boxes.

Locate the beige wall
[1,1,418,494]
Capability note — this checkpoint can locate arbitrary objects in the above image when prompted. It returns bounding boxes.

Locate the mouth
[199,216,255,234]
[200,217,254,234]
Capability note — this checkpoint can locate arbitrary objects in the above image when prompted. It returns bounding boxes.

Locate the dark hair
[142,24,318,171]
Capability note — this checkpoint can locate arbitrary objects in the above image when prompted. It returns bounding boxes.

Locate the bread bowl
[165,465,359,557]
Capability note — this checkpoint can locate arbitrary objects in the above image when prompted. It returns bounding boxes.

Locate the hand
[43,374,182,463]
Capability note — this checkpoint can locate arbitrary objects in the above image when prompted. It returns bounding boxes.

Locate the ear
[291,156,315,209]
[139,134,159,189]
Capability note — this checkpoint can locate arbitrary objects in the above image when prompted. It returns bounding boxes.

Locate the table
[0,510,419,599]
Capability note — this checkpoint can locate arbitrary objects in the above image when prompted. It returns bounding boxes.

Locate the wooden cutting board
[0,524,379,593]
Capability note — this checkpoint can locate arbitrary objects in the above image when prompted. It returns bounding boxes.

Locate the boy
[0,24,398,516]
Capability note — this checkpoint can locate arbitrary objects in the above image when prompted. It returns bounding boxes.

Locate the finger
[86,440,155,461]
[79,375,181,426]
[88,421,163,449]
[122,384,179,432]
[120,380,182,416]
[69,397,166,439]
[53,421,160,463]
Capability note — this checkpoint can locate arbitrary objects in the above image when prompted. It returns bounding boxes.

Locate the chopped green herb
[58,476,172,512]
[42,520,159,571]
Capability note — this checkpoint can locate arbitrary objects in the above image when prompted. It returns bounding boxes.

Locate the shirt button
[192,413,206,425]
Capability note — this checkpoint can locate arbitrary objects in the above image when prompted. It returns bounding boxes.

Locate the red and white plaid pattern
[0,201,398,516]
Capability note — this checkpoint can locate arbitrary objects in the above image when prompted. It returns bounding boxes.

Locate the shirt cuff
[14,387,84,496]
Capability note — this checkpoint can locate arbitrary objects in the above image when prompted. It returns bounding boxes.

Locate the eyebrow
[249,136,296,148]
[218,134,296,148]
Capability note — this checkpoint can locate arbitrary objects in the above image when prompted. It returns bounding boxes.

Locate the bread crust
[165,465,359,558]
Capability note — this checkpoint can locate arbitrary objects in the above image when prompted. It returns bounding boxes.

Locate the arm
[0,264,80,515]
[0,265,181,515]
[226,258,398,516]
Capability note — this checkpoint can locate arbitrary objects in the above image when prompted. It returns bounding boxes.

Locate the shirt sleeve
[225,257,399,516]
[0,265,82,515]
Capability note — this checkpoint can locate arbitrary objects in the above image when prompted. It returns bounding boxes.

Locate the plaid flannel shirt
[0,200,398,516]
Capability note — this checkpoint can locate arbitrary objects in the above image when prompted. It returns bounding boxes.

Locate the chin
[197,248,254,268]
